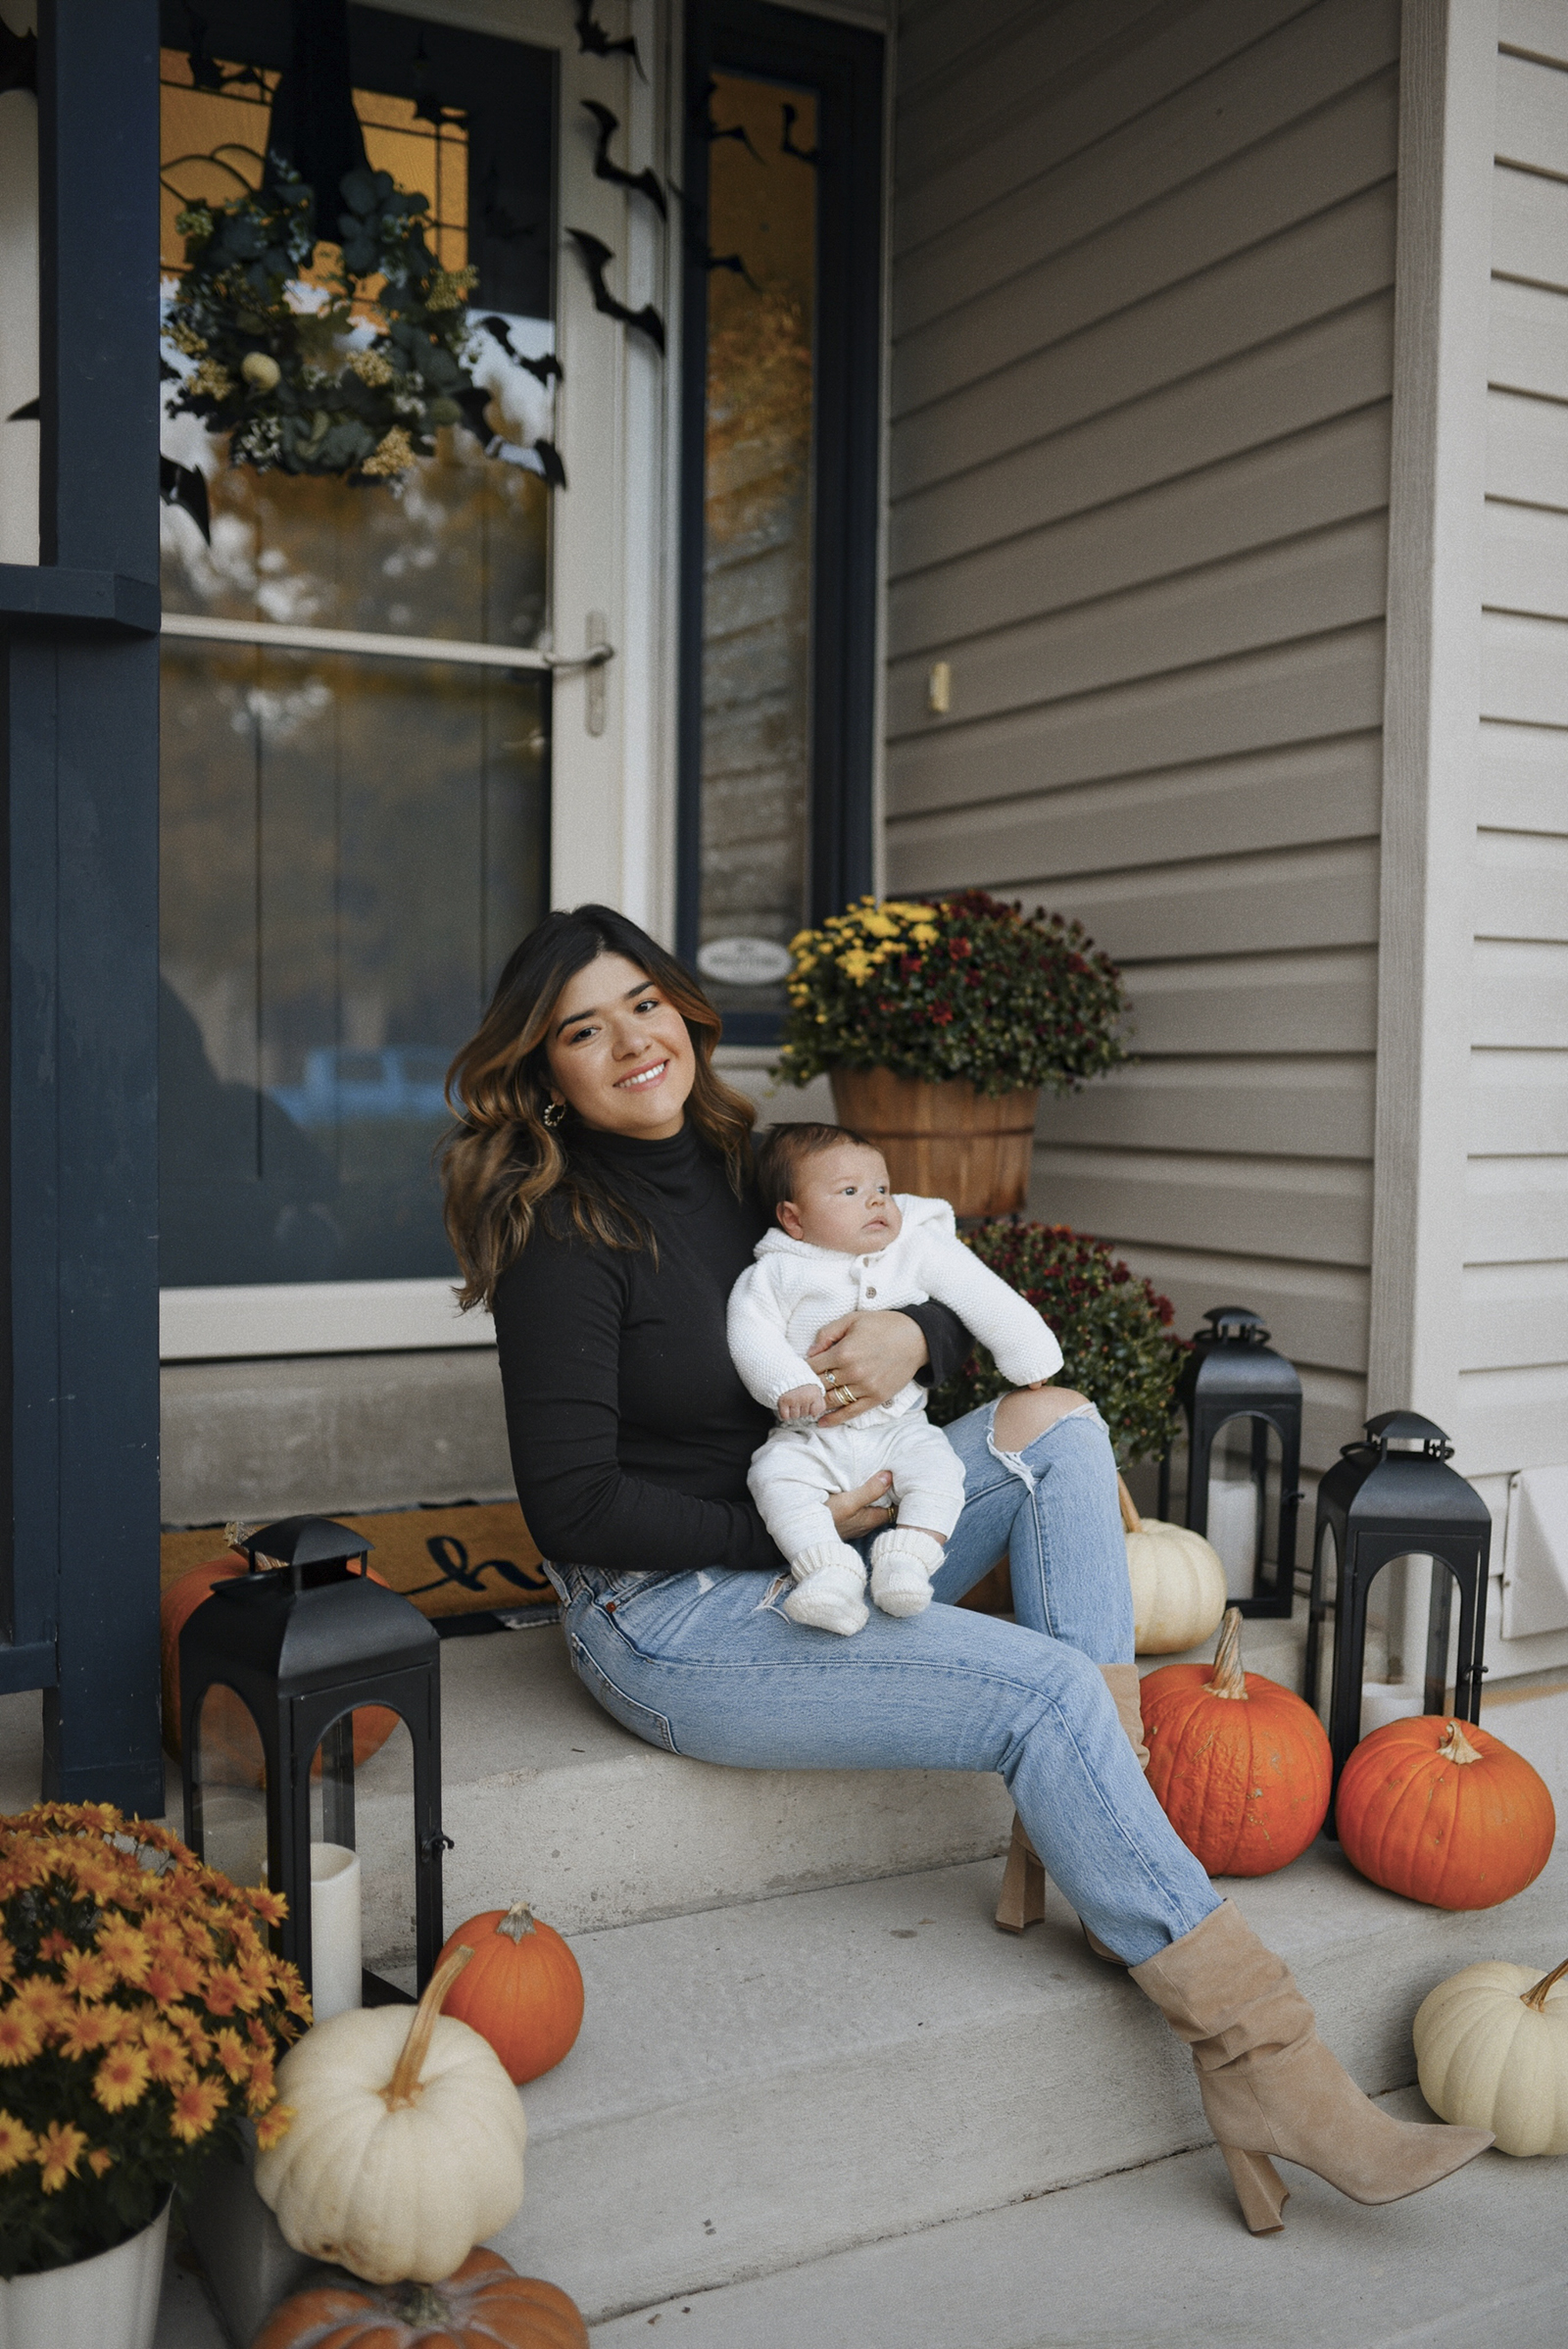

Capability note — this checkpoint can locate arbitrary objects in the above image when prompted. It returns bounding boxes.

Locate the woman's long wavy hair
[441,905,757,1307]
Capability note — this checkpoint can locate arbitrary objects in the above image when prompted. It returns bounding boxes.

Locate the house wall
[885,0,1402,1472]
[1468,7,1568,1479]
[1467,0,1568,1664]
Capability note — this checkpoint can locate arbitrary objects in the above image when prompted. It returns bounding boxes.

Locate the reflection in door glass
[697,73,817,1019]
[160,645,547,1286]
[156,21,556,1288]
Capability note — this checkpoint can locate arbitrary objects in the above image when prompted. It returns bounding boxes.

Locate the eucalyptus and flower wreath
[164,159,482,485]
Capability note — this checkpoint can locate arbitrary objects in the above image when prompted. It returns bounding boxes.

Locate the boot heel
[995,1816,1046,1933]
[1220,2145,1289,2233]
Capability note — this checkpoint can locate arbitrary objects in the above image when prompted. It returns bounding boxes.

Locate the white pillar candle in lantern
[310,1842,363,2022]
[1206,1470,1260,1597]
[1360,1682,1426,1739]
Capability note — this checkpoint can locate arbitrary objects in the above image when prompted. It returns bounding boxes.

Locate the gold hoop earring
[542,1100,566,1129]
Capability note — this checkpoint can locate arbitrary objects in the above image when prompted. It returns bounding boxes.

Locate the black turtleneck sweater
[490,1122,969,1574]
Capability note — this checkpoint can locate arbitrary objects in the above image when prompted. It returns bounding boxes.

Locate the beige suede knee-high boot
[1132,1899,1494,2232]
[995,1663,1148,1935]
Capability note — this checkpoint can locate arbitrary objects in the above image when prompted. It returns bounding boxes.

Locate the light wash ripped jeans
[549,1401,1221,1964]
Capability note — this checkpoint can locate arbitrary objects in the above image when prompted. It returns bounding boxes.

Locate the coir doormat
[159,1500,556,1625]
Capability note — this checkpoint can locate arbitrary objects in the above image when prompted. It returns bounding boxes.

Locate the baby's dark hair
[754,1122,882,1220]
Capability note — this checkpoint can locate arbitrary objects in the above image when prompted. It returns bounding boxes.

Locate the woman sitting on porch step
[441,904,1493,2239]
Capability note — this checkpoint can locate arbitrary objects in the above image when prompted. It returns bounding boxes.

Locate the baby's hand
[777,1384,827,1422]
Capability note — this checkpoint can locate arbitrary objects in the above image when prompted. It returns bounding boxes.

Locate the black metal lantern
[1304,1412,1492,1820]
[1157,1306,1304,1618]
[179,1515,446,2009]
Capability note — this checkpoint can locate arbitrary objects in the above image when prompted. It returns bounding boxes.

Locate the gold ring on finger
[838,1386,858,1404]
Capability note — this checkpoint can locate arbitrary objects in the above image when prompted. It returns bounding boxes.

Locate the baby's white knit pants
[748,1410,968,1563]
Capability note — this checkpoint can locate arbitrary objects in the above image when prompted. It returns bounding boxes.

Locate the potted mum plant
[0,1802,306,2347]
[777,892,1129,1214]
[927,1220,1186,1462]
[930,1222,1190,1620]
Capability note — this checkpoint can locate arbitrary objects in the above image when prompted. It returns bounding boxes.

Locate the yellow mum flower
[362,426,416,479]
[88,2147,114,2178]
[0,2007,42,2067]
[254,2101,294,2151]
[859,912,898,938]
[0,2110,35,2175]
[36,2120,87,2193]
[838,950,876,984]
[169,2078,225,2144]
[95,1918,151,1987]
[93,2042,151,2113]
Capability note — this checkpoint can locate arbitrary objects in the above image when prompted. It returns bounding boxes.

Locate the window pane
[697,72,817,1018]
[160,645,548,1286]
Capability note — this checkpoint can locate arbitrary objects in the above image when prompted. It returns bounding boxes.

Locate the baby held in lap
[727,1123,1063,1636]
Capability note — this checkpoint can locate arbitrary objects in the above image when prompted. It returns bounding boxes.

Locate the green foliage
[776,891,1129,1098]
[165,160,478,484]
[927,1220,1187,1465]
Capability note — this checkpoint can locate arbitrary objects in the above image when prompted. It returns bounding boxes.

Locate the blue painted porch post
[6,0,164,1811]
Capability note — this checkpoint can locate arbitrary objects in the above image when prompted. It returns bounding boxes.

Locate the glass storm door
[157,4,555,1297]
[678,1,884,1042]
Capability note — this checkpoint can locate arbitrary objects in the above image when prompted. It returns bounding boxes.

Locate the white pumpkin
[1118,1479,1228,1655]
[255,1945,527,2283]
[1413,1955,1568,2156]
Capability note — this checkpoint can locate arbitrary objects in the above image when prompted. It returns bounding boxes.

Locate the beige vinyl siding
[886,0,1397,1467]
[1462,2,1568,1480]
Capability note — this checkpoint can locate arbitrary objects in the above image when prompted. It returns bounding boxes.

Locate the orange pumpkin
[161,1552,399,1773]
[1336,1713,1555,1910]
[436,1900,585,2084]
[1141,1607,1333,1876]
[254,2247,588,2349]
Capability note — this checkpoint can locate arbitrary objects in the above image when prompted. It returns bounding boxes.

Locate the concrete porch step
[589,2085,1568,2349]
[491,1837,1567,2324]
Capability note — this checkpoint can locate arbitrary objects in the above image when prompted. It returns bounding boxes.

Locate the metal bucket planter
[0,2199,170,2349]
[829,1069,1038,1217]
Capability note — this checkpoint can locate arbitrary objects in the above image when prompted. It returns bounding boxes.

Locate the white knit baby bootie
[870,1528,944,1618]
[784,1542,869,1637]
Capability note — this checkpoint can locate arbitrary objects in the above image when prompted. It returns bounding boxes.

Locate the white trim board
[160,1280,495,1361]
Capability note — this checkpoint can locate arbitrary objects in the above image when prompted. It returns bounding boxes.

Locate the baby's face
[778,1144,903,1254]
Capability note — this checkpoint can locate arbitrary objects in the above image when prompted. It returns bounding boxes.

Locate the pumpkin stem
[1436,1719,1484,1767]
[379,1943,473,2111]
[1204,1607,1249,1700]
[1521,1955,1568,2012]
[497,1901,538,1944]
[1116,1476,1143,1537]
[395,2283,449,2325]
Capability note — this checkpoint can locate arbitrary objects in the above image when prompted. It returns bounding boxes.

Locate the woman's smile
[616,1057,670,1092]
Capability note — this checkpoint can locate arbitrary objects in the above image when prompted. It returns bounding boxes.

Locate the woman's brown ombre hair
[441,905,757,1306]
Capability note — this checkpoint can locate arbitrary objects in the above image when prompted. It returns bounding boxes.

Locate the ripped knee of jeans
[986,1396,1106,1490]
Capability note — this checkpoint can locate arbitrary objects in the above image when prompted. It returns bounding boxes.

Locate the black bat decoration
[180,4,265,97]
[567,230,666,354]
[781,102,818,166]
[160,455,211,544]
[705,248,759,291]
[573,1,646,81]
[582,102,667,219]
[7,397,40,421]
[699,81,762,162]
[0,18,36,94]
[530,439,567,490]
[476,315,564,387]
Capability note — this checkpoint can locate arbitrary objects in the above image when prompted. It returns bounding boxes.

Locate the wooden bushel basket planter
[829,1068,1038,1218]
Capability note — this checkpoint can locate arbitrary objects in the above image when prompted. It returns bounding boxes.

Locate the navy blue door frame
[0,0,164,1814]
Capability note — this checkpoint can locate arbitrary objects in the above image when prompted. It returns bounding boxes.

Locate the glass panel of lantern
[1157,1307,1304,1620]
[180,1516,447,2016]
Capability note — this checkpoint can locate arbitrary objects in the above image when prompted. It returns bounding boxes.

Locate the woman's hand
[808,1310,929,1425]
[827,1468,897,1542]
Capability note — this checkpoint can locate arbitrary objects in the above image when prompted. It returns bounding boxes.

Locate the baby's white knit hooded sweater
[726,1194,1063,1417]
